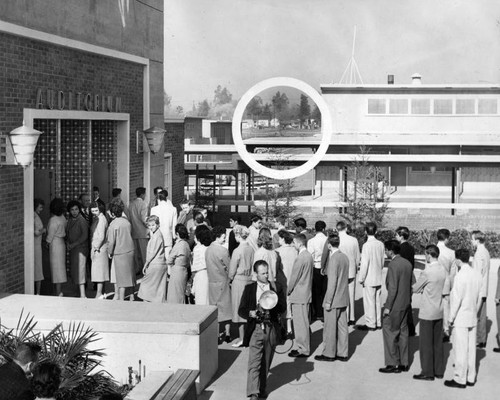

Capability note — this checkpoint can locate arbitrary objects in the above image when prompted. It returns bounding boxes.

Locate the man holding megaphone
[238,260,287,400]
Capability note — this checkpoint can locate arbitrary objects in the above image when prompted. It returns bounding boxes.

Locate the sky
[164,0,500,111]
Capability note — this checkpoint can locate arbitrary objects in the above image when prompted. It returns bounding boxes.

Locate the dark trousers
[247,325,275,397]
[407,303,415,336]
[419,319,444,376]
[383,308,409,367]
[311,268,327,320]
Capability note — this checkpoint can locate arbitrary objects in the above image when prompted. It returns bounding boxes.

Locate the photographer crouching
[238,260,287,400]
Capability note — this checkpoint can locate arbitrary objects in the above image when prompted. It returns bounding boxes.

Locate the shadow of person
[476,347,487,376]
[408,308,420,367]
[348,326,368,356]
[310,325,324,355]
[267,357,315,393]
[208,348,242,384]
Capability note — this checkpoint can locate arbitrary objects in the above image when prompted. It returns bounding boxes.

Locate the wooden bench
[153,369,199,400]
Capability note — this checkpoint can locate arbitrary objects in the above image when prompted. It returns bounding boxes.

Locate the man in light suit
[379,240,413,373]
[445,249,482,388]
[315,233,350,362]
[150,190,177,255]
[288,233,314,358]
[357,222,385,331]
[471,230,491,348]
[129,187,149,274]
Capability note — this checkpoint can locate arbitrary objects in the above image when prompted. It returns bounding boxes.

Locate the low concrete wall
[0,294,218,392]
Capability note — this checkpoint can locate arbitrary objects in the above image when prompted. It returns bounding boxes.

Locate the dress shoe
[477,342,486,349]
[289,350,308,358]
[379,365,401,374]
[348,320,356,326]
[435,375,444,379]
[413,374,434,381]
[493,348,500,353]
[466,381,475,387]
[314,354,336,362]
[444,379,466,389]
[335,356,348,362]
[398,365,409,372]
[357,325,376,331]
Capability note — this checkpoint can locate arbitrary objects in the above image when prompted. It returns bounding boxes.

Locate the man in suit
[471,230,491,348]
[248,214,263,252]
[239,260,287,400]
[315,233,350,362]
[0,342,41,400]
[272,215,287,250]
[357,222,385,331]
[379,240,413,373]
[412,245,447,381]
[129,187,149,274]
[396,226,416,336]
[307,220,327,322]
[288,233,314,358]
[294,217,313,243]
[150,190,177,255]
[92,186,106,209]
[445,249,482,388]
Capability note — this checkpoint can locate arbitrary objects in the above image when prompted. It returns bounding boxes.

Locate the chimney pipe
[387,75,394,85]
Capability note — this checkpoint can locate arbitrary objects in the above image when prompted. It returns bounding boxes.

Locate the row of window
[368,98,498,115]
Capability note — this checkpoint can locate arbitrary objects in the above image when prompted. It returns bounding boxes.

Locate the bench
[153,369,199,400]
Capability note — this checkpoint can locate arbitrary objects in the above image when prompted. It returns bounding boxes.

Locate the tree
[164,91,172,117]
[311,104,321,126]
[341,146,390,229]
[271,91,289,121]
[298,94,311,127]
[262,103,272,123]
[197,99,210,117]
[247,96,263,121]
[213,85,233,106]
[175,105,184,115]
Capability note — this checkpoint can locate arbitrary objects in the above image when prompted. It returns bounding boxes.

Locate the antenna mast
[338,26,364,84]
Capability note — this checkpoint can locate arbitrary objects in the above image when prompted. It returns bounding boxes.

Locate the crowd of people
[32,189,499,398]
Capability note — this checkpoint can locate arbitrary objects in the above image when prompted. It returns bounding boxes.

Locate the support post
[195,164,199,205]
[213,165,216,212]
[235,171,239,213]
[451,167,456,216]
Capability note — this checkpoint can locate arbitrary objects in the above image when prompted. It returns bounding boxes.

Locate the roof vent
[388,74,394,85]
[411,73,422,85]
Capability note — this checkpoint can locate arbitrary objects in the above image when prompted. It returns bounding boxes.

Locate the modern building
[0,1,174,294]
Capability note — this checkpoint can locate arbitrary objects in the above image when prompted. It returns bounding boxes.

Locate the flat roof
[321,83,500,95]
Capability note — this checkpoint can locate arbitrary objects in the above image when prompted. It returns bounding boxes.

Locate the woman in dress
[228,225,254,347]
[191,225,211,305]
[166,224,191,304]
[138,215,168,303]
[31,361,61,400]
[107,203,135,300]
[46,198,67,297]
[34,198,46,295]
[90,201,109,299]
[66,200,89,298]
[205,225,232,343]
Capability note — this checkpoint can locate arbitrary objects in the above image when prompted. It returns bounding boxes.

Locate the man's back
[359,236,385,287]
[450,264,482,327]
[288,250,314,304]
[385,255,413,312]
[324,251,350,308]
[0,361,33,400]
[129,197,148,239]
[473,244,491,298]
[339,231,360,279]
[400,241,415,268]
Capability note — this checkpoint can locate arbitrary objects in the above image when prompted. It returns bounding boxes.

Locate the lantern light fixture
[143,126,166,154]
[9,121,42,168]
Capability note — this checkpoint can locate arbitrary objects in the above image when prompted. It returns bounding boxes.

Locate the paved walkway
[200,261,500,399]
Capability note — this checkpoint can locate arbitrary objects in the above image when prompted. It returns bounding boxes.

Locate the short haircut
[49,198,65,216]
[195,225,212,246]
[158,191,167,202]
[93,186,100,192]
[278,229,293,244]
[365,222,377,236]
[175,224,189,240]
[294,217,307,230]
[161,189,169,198]
[327,233,340,248]
[250,214,262,223]
[425,244,440,259]
[112,188,122,198]
[294,233,307,246]
[336,221,347,232]
[257,227,273,250]
[315,220,326,232]
[34,198,45,210]
[109,203,123,218]
[32,361,62,399]
[436,228,450,241]
[15,342,41,365]
[212,225,226,239]
[233,224,250,240]
[472,230,485,244]
[154,186,163,195]
[147,215,160,225]
[229,214,242,224]
[66,200,82,213]
[89,201,106,214]
[455,248,470,263]
[396,226,410,240]
[194,212,205,224]
[276,215,286,226]
[384,239,401,254]
[135,187,146,197]
[253,259,269,273]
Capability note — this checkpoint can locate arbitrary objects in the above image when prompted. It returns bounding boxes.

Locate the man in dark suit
[315,233,350,362]
[396,226,416,336]
[0,342,41,400]
[379,240,413,373]
[288,233,314,358]
[239,260,287,400]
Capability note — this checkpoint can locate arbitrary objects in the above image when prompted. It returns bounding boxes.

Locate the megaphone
[259,290,278,310]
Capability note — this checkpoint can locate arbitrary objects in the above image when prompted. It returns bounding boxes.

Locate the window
[456,99,475,114]
[411,166,453,173]
[164,153,172,195]
[433,99,453,114]
[368,99,386,114]
[478,99,497,114]
[411,99,430,114]
[389,99,408,114]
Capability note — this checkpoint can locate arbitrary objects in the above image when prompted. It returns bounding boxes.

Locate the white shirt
[307,232,327,269]
[256,281,270,303]
[150,200,177,247]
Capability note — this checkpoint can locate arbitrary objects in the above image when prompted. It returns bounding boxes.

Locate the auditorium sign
[36,88,122,112]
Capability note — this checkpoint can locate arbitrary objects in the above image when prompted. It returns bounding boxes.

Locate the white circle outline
[232,77,332,180]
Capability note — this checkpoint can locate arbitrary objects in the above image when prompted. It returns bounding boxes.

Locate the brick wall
[164,122,185,207]
[0,32,144,292]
